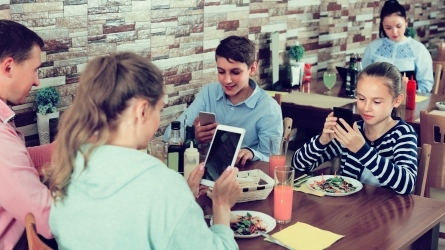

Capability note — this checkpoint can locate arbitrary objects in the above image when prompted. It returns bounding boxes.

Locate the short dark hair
[215,36,256,66]
[0,20,44,63]
[379,0,407,38]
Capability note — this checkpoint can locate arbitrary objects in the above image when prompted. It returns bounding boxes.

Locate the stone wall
[1,0,444,146]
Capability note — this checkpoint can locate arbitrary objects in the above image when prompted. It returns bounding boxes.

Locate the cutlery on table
[258,231,295,250]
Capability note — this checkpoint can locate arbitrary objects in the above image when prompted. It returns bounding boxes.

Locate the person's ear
[394,93,404,108]
[0,57,14,78]
[249,61,258,76]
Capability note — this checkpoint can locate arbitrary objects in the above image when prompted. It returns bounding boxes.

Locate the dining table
[198,161,445,249]
[279,78,445,143]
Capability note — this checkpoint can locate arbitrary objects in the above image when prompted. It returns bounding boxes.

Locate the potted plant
[288,43,305,86]
[35,86,60,145]
[405,27,417,39]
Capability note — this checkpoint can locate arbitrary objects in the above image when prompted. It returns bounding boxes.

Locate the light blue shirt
[50,145,238,250]
[163,79,283,161]
[362,37,434,93]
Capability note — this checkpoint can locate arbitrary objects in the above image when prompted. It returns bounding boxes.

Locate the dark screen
[203,130,241,181]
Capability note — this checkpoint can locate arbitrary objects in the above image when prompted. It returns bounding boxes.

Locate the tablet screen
[203,129,242,181]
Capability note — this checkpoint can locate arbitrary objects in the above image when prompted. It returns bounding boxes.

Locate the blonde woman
[46,52,241,249]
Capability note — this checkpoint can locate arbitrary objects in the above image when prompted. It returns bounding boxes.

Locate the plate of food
[306,174,363,196]
[211,210,276,238]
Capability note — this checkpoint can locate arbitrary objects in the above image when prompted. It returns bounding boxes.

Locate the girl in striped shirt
[292,62,418,195]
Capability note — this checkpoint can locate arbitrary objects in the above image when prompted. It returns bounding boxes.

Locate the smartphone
[200,125,245,187]
[199,111,216,126]
[333,107,353,131]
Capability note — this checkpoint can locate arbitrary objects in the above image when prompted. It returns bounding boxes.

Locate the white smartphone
[199,111,216,126]
[200,125,245,187]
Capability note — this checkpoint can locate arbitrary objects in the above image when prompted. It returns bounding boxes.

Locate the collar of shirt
[215,79,260,109]
[0,99,15,124]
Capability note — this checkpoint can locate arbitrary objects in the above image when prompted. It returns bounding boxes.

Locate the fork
[257,231,295,250]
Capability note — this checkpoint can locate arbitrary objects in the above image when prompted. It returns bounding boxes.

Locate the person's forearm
[212,203,231,227]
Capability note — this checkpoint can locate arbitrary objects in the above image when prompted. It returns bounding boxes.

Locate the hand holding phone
[333,107,353,132]
[199,111,216,126]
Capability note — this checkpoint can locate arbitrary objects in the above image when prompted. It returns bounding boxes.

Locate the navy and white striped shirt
[292,119,418,195]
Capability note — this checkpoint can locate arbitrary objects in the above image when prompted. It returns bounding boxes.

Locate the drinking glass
[269,137,288,177]
[148,138,167,164]
[274,166,294,224]
[323,72,337,96]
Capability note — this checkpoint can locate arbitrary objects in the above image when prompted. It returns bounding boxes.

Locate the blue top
[291,119,418,195]
[50,145,238,250]
[362,37,434,93]
[163,79,283,162]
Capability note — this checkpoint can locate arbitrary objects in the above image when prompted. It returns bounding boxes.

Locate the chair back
[432,61,445,94]
[25,213,52,250]
[273,93,292,153]
[414,144,431,197]
[437,42,445,61]
[420,111,445,192]
[273,93,282,106]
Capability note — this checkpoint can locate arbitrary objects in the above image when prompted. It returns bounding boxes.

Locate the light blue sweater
[362,37,433,93]
[49,145,238,250]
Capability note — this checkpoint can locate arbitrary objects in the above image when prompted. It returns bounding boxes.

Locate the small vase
[37,111,59,145]
[289,61,305,86]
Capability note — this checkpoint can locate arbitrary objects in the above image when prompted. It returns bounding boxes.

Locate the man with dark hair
[164,36,282,165]
[0,20,53,248]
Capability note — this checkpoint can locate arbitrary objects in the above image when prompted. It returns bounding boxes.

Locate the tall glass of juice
[269,137,288,177]
[274,166,294,224]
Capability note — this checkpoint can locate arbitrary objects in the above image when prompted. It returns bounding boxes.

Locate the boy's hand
[194,117,217,144]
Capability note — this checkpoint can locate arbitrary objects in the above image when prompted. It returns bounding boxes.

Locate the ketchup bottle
[406,76,416,110]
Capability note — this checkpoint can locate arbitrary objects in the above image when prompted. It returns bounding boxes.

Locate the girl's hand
[319,112,338,145]
[333,120,365,153]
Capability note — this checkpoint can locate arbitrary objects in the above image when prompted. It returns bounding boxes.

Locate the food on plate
[309,175,357,194]
[230,212,267,235]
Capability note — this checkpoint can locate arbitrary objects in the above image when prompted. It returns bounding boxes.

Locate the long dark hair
[379,0,407,38]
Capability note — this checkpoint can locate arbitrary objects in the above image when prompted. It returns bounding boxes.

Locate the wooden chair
[414,144,431,197]
[420,111,445,198]
[436,42,445,61]
[25,213,52,250]
[273,93,292,152]
[432,61,444,94]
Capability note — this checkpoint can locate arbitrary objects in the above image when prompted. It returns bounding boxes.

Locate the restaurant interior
[3,0,445,249]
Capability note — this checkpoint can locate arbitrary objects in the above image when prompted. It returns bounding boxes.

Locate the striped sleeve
[291,135,342,172]
[352,125,418,195]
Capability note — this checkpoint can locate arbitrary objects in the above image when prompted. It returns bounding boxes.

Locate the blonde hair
[46,52,164,200]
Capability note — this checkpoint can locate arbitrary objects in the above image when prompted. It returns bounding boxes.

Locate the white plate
[306,175,363,196]
[211,210,276,238]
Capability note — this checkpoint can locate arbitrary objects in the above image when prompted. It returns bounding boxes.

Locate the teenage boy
[0,20,53,249]
[163,36,283,165]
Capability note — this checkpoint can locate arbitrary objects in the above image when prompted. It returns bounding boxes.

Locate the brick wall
[0,0,444,146]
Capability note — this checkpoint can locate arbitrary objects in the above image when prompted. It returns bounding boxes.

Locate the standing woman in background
[362,0,433,93]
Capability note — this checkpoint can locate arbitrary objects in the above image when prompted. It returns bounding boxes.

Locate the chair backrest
[432,61,445,94]
[25,213,52,250]
[437,42,445,61]
[273,93,292,153]
[273,93,282,106]
[414,144,431,197]
[420,111,445,191]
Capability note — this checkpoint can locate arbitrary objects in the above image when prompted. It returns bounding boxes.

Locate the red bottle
[406,76,416,110]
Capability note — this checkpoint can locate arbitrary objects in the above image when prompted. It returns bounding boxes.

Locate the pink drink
[274,185,293,223]
[269,155,286,177]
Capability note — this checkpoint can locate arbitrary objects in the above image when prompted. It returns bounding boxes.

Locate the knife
[258,231,295,250]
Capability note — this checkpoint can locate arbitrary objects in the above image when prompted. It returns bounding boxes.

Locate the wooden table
[199,161,445,249]
[281,79,445,136]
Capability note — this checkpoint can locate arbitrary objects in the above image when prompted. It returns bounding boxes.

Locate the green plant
[35,86,60,115]
[405,27,417,39]
[289,44,305,62]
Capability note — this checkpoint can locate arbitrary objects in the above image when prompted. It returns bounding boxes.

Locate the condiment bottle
[168,121,184,174]
[406,76,416,110]
[401,72,408,106]
[183,143,199,180]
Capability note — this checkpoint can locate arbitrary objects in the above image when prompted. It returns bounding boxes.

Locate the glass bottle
[183,125,198,150]
[168,121,184,174]
[356,54,363,72]
[346,56,358,98]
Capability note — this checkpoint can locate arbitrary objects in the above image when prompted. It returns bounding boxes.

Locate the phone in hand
[333,107,353,131]
[199,111,216,126]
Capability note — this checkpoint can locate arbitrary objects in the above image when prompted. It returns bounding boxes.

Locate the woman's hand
[236,149,253,167]
[319,112,338,145]
[211,166,241,226]
[187,163,208,198]
[333,120,365,153]
[193,117,217,144]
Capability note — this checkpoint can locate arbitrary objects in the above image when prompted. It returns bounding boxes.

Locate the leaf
[247,212,252,218]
